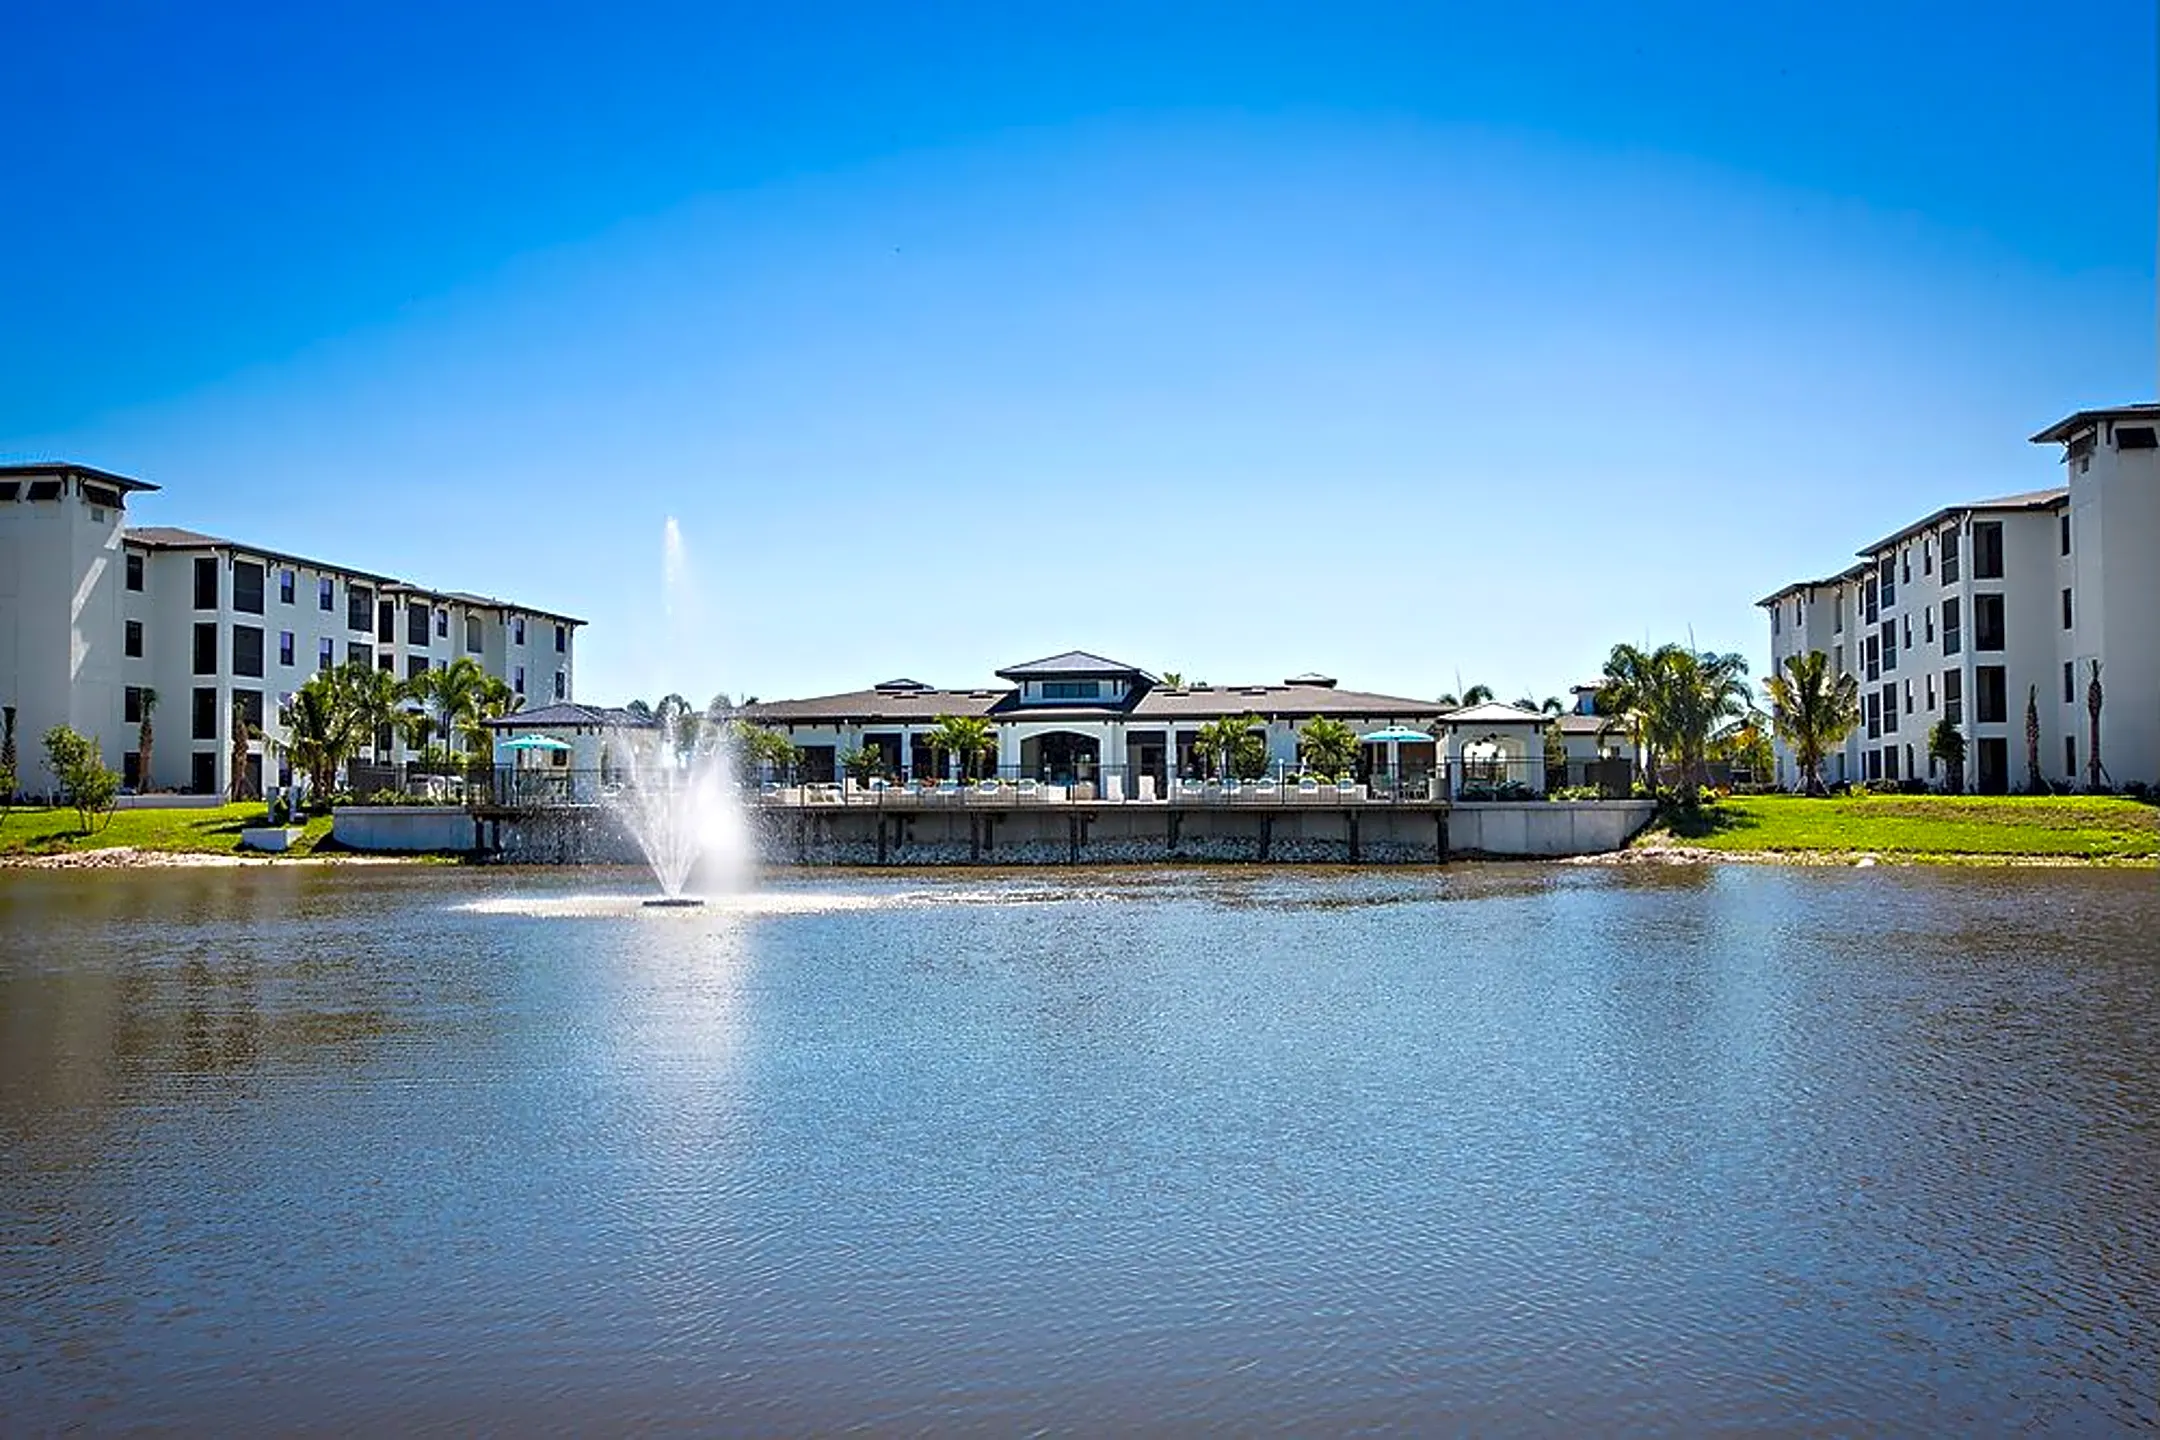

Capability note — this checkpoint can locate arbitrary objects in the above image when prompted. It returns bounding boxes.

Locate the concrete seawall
[335,801,1658,864]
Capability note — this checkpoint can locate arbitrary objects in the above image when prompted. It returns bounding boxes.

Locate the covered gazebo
[1358,725,1440,797]
[1436,701,1552,799]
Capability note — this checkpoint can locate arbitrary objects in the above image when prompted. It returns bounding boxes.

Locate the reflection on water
[1,863,2155,1432]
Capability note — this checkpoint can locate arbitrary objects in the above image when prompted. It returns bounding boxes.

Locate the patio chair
[1335,778,1359,799]
[1297,777,1322,800]
[1017,778,1041,801]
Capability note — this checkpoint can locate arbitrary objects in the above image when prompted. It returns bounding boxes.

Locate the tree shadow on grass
[1659,804,1758,841]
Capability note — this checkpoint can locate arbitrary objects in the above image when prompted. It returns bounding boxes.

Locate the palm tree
[2086,660,2105,791]
[1195,713,1264,780]
[1297,716,1359,780]
[1513,695,1564,716]
[228,699,257,802]
[925,714,996,781]
[1766,650,1861,797]
[336,662,405,765]
[1655,648,1753,801]
[1599,644,1660,789]
[2025,685,2043,794]
[1927,717,1967,794]
[462,675,520,756]
[1159,672,1185,690]
[135,688,158,791]
[275,677,361,803]
[1437,684,1495,708]
[410,656,491,769]
[0,704,15,810]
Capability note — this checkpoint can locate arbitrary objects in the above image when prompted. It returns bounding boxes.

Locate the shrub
[41,725,120,833]
[1547,785,1602,802]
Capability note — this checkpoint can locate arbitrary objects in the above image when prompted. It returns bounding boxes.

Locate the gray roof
[481,703,654,730]
[995,650,1154,680]
[0,461,159,492]
[1855,487,2067,559]
[740,678,1446,727]
[1554,713,1615,735]
[2029,403,2160,444]
[124,526,584,623]
[1439,700,1551,726]
[744,688,1007,725]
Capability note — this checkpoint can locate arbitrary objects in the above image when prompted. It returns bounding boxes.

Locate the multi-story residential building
[0,462,583,797]
[1759,404,2159,793]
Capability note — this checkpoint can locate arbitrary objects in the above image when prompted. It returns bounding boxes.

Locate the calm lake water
[2,862,2156,1433]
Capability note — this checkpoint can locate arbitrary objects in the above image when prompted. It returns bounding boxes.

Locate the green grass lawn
[0,804,337,858]
[1653,793,2160,860]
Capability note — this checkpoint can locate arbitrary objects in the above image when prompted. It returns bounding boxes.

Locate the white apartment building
[1759,404,2160,793]
[0,462,583,798]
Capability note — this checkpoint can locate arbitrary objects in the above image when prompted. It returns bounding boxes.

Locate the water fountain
[603,518,755,905]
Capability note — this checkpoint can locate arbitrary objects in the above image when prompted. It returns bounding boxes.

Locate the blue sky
[6,2,2153,706]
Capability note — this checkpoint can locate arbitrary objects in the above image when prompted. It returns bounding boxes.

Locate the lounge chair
[1017,778,1041,801]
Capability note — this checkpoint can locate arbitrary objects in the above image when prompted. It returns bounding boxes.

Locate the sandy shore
[1565,839,2153,868]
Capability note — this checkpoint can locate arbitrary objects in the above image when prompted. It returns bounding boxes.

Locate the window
[192,622,218,675]
[1864,575,1880,625]
[1942,598,1962,656]
[2066,735,2078,776]
[192,687,218,740]
[2061,588,2074,629]
[1880,620,1897,672]
[125,620,143,658]
[436,608,449,639]
[1942,528,1961,583]
[512,617,526,646]
[2060,513,2071,556]
[408,601,430,647]
[406,655,428,682]
[319,637,335,673]
[124,752,142,789]
[1866,748,1882,781]
[125,552,144,591]
[1975,666,2007,725]
[125,686,144,724]
[347,642,370,669]
[193,557,218,609]
[1878,557,1896,610]
[232,624,264,678]
[1884,746,1898,781]
[278,630,295,667]
[1043,680,1102,700]
[1900,550,1910,586]
[1865,635,1880,683]
[192,752,216,794]
[279,569,296,604]
[1881,684,1899,733]
[1926,675,1936,712]
[554,623,567,654]
[466,614,483,653]
[233,689,263,732]
[1925,607,1935,644]
[1772,607,1781,636]
[554,669,566,700]
[26,478,61,501]
[1904,680,1913,715]
[1924,540,1933,576]
[1867,691,1881,740]
[378,599,396,643]
[2118,425,2157,449]
[319,577,335,611]
[513,665,525,696]
[1901,614,1910,650]
[377,653,394,673]
[1972,521,2004,580]
[348,585,373,632]
[1973,594,2005,652]
[2064,661,2076,705]
[1944,669,1963,725]
[233,561,264,615]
